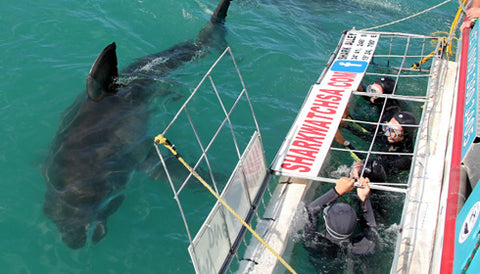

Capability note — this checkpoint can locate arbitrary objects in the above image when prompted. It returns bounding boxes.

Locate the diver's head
[394,111,418,139]
[323,202,357,244]
[383,111,418,143]
[366,77,395,104]
[375,77,395,94]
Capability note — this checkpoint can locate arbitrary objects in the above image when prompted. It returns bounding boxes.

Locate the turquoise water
[0,0,459,273]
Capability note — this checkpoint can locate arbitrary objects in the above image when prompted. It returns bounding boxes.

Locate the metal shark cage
[154,29,460,273]
[237,29,459,274]
[153,47,279,273]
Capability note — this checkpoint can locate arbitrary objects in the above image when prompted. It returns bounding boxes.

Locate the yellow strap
[345,115,369,133]
[350,121,369,134]
[349,150,362,162]
[411,49,436,69]
[154,134,298,274]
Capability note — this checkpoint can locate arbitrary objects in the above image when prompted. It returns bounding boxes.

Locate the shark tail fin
[87,42,119,101]
[210,0,232,25]
[196,0,232,48]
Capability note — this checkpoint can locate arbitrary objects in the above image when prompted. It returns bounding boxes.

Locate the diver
[350,111,418,182]
[358,76,399,107]
[304,177,378,256]
[335,76,401,148]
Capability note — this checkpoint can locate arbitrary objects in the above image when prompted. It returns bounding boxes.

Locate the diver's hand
[356,177,371,202]
[334,177,355,195]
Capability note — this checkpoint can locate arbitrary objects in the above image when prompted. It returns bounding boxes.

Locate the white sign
[271,31,379,178]
[188,132,267,274]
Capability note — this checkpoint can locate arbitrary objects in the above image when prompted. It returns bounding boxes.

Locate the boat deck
[393,59,458,273]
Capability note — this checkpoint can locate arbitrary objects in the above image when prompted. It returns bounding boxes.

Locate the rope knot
[154,134,167,145]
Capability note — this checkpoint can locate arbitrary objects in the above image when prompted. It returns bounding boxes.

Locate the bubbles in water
[380,223,401,248]
[330,164,352,178]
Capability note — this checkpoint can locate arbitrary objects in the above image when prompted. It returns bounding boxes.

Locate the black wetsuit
[304,188,377,256]
[349,95,402,133]
[348,124,414,182]
[346,96,413,181]
[373,136,413,171]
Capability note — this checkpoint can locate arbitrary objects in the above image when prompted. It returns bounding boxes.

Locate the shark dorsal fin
[87,42,119,101]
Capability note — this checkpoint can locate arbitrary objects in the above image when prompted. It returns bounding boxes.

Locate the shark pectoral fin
[92,220,107,244]
[155,80,185,101]
[91,194,125,244]
[99,194,125,219]
[137,145,166,179]
[87,42,119,102]
[138,145,187,181]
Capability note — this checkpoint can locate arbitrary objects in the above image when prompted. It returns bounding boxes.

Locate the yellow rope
[360,0,452,31]
[445,0,468,56]
[154,134,298,274]
[410,0,468,69]
[411,49,438,69]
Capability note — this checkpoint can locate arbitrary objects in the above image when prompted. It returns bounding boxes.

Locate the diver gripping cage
[262,29,457,274]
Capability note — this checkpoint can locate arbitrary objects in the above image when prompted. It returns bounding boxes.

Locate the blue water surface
[0,0,458,273]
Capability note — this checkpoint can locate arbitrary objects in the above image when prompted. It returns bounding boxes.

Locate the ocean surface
[0,0,459,273]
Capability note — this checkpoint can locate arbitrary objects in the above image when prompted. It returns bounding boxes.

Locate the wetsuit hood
[394,111,418,139]
[323,202,357,244]
[375,77,395,94]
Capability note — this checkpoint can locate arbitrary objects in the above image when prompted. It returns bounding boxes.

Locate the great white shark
[43,0,232,249]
